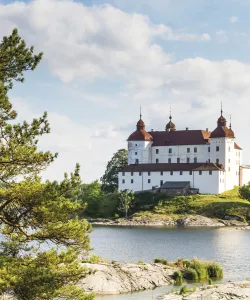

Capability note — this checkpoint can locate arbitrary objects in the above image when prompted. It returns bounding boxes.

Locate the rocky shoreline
[159,281,250,299]
[78,262,177,294]
[88,214,250,228]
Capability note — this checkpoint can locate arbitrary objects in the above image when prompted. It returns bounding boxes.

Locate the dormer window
[169,148,172,154]
[216,146,219,152]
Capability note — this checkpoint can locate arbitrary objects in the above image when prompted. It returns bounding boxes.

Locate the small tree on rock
[118,190,135,218]
[239,182,250,201]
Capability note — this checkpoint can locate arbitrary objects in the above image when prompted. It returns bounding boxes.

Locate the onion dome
[210,106,234,138]
[165,111,176,131]
[127,112,152,141]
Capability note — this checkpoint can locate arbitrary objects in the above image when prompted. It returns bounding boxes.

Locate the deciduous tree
[101,149,128,193]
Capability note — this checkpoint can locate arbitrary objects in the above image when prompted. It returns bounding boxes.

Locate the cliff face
[159,281,250,300]
[78,263,177,294]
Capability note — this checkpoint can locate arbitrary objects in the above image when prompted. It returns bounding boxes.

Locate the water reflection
[90,226,250,299]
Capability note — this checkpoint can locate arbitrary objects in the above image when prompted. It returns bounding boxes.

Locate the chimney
[186,127,188,131]
[151,129,154,132]
[206,128,209,131]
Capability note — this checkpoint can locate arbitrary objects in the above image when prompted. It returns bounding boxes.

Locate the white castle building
[118,108,250,194]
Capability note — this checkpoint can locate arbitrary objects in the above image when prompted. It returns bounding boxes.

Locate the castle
[118,108,250,194]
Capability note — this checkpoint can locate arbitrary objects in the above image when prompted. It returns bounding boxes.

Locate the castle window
[169,148,172,154]
[216,146,219,152]
[135,152,137,155]
[209,170,212,175]
[177,158,180,163]
[156,159,159,163]
[168,158,171,163]
[228,159,230,163]
[208,159,210,163]
[199,171,202,175]
[208,147,210,152]
[135,144,137,146]
[135,159,139,164]
[131,172,133,176]
[156,149,159,154]
[131,179,134,184]
[187,157,190,163]
[148,171,151,176]
[216,159,219,164]
[170,171,173,175]
[148,179,151,183]
[189,171,192,175]
[160,180,163,186]
[122,179,125,184]
[194,147,197,153]
[160,171,163,176]
[194,157,197,163]
[228,147,231,152]
[122,172,125,176]
[228,167,230,172]
[187,148,190,153]
[180,171,183,175]
[139,172,142,176]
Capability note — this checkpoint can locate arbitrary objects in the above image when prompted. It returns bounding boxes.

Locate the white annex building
[118,108,250,194]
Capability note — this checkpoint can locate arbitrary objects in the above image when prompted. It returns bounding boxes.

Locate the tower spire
[169,106,172,120]
[221,102,223,116]
[229,114,232,129]
[140,105,142,120]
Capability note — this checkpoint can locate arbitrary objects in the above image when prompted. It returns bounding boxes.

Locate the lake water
[90,226,250,300]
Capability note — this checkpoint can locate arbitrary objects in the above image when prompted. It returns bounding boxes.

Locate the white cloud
[0,0,210,86]
[2,0,250,181]
[229,16,239,23]
[12,97,127,182]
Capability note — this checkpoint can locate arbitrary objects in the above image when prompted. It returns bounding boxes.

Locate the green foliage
[173,271,183,285]
[208,278,213,285]
[0,29,94,299]
[130,188,250,222]
[182,260,223,282]
[101,149,128,193]
[118,190,135,217]
[207,262,223,279]
[184,268,199,281]
[239,182,250,201]
[138,260,145,265]
[154,258,168,265]
[82,255,101,264]
[179,285,188,295]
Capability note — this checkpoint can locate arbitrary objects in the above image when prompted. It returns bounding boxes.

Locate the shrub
[154,258,168,265]
[184,268,199,281]
[190,260,208,280]
[207,263,223,279]
[208,278,213,285]
[173,271,183,284]
[138,260,145,265]
[179,285,188,295]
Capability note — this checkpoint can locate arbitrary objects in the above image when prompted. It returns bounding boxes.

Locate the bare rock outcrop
[159,281,250,299]
[78,263,176,294]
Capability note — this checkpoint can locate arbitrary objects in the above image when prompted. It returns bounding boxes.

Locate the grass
[132,187,250,222]
[154,258,223,283]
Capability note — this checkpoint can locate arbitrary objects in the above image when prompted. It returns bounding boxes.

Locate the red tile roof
[234,142,242,150]
[149,130,210,146]
[127,129,153,141]
[121,163,224,172]
[210,126,235,138]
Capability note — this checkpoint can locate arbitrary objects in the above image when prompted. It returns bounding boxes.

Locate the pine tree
[0,29,94,299]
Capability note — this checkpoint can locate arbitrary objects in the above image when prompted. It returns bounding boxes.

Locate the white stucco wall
[240,166,250,186]
[128,141,152,165]
[118,170,222,194]
[151,144,210,164]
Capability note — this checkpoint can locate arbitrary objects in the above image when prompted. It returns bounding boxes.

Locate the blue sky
[1,0,250,182]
